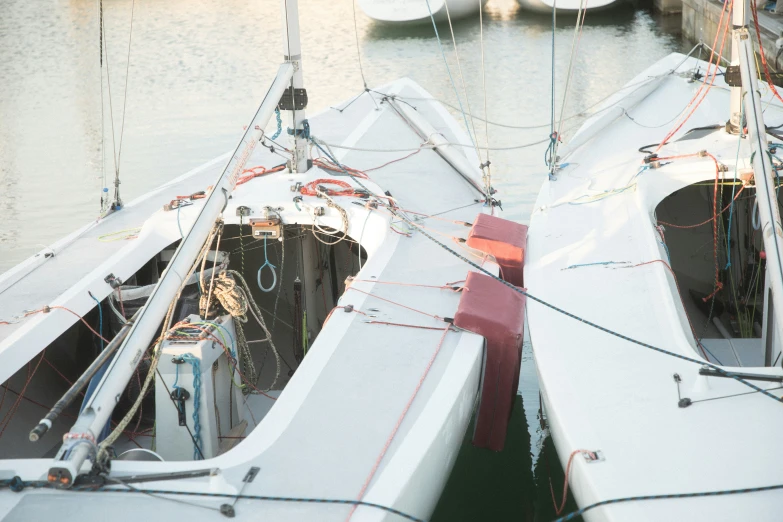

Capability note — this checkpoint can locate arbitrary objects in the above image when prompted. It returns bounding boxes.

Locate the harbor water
[0,0,685,518]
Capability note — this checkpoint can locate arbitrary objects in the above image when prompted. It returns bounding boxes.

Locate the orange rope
[235,165,286,187]
[752,5,783,105]
[656,0,733,152]
[549,449,588,515]
[344,287,446,321]
[658,185,745,229]
[624,259,709,359]
[346,325,452,521]
[0,306,109,343]
[299,178,362,197]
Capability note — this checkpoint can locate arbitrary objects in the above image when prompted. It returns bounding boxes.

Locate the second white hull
[359,0,489,24]
[516,0,624,14]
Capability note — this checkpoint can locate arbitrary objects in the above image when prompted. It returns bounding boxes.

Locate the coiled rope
[256,236,277,293]
[210,271,282,392]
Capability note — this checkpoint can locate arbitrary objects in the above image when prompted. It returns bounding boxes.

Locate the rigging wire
[477,0,492,203]
[351,0,368,90]
[424,0,477,150]
[98,0,107,212]
[549,0,589,175]
[114,0,136,210]
[313,136,549,153]
[548,0,556,167]
[303,120,783,405]
[99,0,136,212]
[441,1,483,170]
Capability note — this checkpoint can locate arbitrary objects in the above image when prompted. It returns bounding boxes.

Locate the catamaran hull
[358,0,489,24]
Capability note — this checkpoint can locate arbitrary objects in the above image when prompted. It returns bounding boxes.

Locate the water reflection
[432,391,582,522]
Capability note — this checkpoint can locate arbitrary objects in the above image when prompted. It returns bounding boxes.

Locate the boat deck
[0,80,501,521]
[527,53,783,521]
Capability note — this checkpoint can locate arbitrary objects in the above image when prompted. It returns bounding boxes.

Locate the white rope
[311,190,350,246]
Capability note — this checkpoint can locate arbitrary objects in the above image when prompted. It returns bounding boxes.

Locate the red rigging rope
[0,306,109,343]
[313,158,370,179]
[236,165,286,187]
[346,325,452,521]
[0,353,45,441]
[752,6,783,106]
[646,152,725,312]
[624,259,709,359]
[346,277,464,292]
[550,449,589,516]
[299,178,363,197]
[706,152,723,304]
[658,185,746,229]
[344,286,447,321]
[656,0,733,152]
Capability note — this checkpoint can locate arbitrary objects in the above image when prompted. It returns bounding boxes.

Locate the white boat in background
[526,1,783,520]
[516,0,622,14]
[0,0,528,519]
[358,0,488,24]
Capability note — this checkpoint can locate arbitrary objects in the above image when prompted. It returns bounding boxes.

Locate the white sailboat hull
[0,78,504,520]
[526,52,783,520]
[358,0,488,24]
[515,0,624,14]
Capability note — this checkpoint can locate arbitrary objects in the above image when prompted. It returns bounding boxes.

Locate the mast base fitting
[277,87,308,111]
[725,120,742,135]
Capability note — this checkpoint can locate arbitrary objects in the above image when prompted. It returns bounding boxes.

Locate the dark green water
[431,343,582,522]
[0,0,688,518]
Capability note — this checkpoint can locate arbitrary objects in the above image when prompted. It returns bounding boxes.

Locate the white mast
[281,0,311,173]
[733,0,783,362]
[46,0,311,486]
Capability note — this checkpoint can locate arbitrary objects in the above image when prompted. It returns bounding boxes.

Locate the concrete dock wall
[682,0,782,76]
[655,0,683,15]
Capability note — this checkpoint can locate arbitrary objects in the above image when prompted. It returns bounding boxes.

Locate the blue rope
[176,205,185,239]
[563,261,630,270]
[88,293,104,351]
[424,0,476,149]
[257,235,277,293]
[173,354,203,460]
[271,108,282,140]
